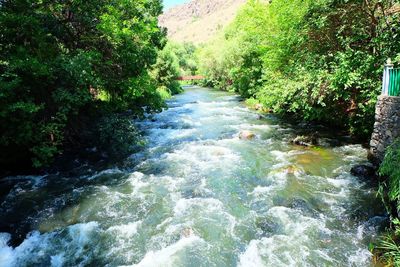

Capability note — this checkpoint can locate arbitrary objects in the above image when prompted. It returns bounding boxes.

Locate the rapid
[0,86,386,266]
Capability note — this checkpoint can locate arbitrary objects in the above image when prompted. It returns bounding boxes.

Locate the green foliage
[150,41,201,98]
[245,98,261,108]
[168,42,199,76]
[0,0,166,169]
[152,44,182,96]
[375,218,400,266]
[377,236,400,266]
[198,0,400,139]
[96,114,142,159]
[380,139,400,212]
[197,37,237,91]
[376,139,400,265]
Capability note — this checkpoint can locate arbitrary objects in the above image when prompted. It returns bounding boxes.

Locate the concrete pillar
[382,58,394,96]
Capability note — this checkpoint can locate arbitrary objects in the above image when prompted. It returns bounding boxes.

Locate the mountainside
[159,0,247,44]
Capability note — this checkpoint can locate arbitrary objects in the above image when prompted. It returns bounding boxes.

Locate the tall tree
[0,0,166,169]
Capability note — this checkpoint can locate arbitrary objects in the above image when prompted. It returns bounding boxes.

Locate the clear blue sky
[163,0,189,10]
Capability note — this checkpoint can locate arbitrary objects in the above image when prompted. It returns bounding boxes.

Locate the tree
[152,45,182,97]
[199,0,400,139]
[0,0,166,169]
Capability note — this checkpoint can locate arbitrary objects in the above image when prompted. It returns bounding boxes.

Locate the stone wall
[369,95,400,164]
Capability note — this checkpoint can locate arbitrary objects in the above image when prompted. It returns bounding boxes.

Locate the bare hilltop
[159,0,247,44]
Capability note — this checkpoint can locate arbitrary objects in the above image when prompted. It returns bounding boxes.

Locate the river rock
[288,198,319,218]
[239,130,255,140]
[291,135,318,147]
[182,228,194,237]
[256,218,280,236]
[254,104,263,110]
[350,164,376,180]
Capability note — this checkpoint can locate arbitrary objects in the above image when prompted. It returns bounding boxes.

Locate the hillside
[159,0,247,44]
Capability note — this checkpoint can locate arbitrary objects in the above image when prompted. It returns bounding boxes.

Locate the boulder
[239,130,256,140]
[350,164,376,180]
[291,135,318,147]
[254,103,263,110]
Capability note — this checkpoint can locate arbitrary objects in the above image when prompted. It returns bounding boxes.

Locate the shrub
[376,139,400,265]
[95,114,142,160]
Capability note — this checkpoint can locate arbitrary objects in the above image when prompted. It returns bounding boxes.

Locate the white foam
[127,172,149,195]
[333,145,368,161]
[313,249,335,263]
[0,233,14,267]
[171,197,237,238]
[0,231,50,267]
[268,206,331,236]
[356,225,364,240]
[68,221,99,248]
[2,222,100,266]
[87,168,124,180]
[108,221,141,237]
[250,206,333,265]
[131,236,203,267]
[173,198,224,216]
[347,248,372,266]
[239,234,328,267]
[250,186,272,196]
[180,116,201,127]
[238,239,266,267]
[270,151,289,162]
[147,128,196,143]
[326,177,351,187]
[50,253,65,267]
[237,124,271,131]
[163,143,241,174]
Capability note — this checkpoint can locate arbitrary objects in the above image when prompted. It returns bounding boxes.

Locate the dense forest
[0,0,195,172]
[198,0,400,140]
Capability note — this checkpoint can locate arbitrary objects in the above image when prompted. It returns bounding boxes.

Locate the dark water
[0,86,385,266]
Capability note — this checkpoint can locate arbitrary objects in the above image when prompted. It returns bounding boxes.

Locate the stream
[0,86,386,266]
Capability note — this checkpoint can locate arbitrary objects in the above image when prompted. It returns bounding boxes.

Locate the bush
[375,222,400,267]
[152,44,183,96]
[375,139,400,265]
[95,114,142,160]
[380,139,400,214]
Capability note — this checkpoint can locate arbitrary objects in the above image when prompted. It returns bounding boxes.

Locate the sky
[163,0,189,10]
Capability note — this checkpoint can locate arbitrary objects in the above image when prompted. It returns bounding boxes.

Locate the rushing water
[0,86,386,266]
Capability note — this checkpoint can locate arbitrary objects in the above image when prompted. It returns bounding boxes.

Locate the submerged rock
[288,198,320,218]
[350,164,377,180]
[182,228,194,237]
[256,217,281,237]
[239,130,256,140]
[291,135,318,147]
